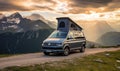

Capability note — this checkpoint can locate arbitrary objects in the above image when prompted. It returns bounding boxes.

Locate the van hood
[43,38,65,43]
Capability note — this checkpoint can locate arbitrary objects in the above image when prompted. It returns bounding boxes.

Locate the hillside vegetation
[0,29,54,54]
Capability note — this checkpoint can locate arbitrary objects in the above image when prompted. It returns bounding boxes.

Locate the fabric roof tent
[56,17,82,32]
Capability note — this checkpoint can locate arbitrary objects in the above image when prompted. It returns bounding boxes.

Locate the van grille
[42,47,62,50]
[44,43,57,46]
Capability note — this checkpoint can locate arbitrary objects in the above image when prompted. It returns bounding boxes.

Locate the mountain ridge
[96,32,120,46]
[0,12,53,33]
[81,20,115,42]
[26,13,56,29]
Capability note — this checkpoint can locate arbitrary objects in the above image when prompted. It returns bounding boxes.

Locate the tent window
[71,24,77,30]
[59,21,65,28]
[71,24,75,28]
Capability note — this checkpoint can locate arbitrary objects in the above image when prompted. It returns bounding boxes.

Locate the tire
[80,46,85,53]
[63,47,69,56]
[43,52,50,55]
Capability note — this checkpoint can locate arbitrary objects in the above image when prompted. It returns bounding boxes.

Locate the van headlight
[42,43,44,46]
[42,42,46,46]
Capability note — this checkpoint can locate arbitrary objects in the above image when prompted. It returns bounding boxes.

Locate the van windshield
[49,31,68,38]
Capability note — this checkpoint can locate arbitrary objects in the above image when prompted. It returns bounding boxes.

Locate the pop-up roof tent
[56,17,82,32]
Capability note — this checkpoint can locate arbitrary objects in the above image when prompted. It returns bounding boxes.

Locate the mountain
[29,20,51,30]
[92,21,115,41]
[77,20,115,42]
[0,13,5,19]
[7,12,22,24]
[26,13,46,22]
[0,12,53,33]
[0,13,55,54]
[86,40,101,48]
[96,32,120,46]
[26,13,57,29]
[107,21,120,32]
[8,12,22,19]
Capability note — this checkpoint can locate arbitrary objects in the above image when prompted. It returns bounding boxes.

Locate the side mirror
[75,37,85,39]
[67,37,73,40]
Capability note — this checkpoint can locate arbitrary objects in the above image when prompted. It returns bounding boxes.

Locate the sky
[0,0,120,21]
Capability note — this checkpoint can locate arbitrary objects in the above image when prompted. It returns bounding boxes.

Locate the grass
[0,54,13,58]
[89,45,120,48]
[1,50,120,71]
[0,54,21,58]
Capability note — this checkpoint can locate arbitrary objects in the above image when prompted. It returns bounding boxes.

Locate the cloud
[33,0,56,4]
[0,0,56,12]
[116,13,120,17]
[32,5,53,11]
[30,0,56,10]
[0,13,3,15]
[0,0,32,11]
[0,0,120,14]
[63,0,120,14]
[68,0,113,8]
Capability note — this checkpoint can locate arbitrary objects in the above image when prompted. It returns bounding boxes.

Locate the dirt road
[0,48,120,69]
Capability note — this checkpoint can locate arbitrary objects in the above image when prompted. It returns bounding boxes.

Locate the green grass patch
[1,50,120,71]
[89,45,120,48]
[0,54,13,58]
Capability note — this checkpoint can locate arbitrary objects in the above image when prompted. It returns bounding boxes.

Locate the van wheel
[43,52,50,55]
[63,47,69,56]
[80,46,85,53]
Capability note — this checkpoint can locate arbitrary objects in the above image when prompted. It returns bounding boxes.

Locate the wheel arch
[63,44,70,50]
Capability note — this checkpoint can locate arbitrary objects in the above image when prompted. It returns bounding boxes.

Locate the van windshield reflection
[49,31,67,38]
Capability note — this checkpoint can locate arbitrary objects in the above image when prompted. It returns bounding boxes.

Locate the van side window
[59,21,65,28]
[74,31,84,39]
[67,32,74,39]
[80,32,84,37]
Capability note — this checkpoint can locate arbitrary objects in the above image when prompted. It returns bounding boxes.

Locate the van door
[70,31,80,49]
[66,31,78,50]
[74,31,85,48]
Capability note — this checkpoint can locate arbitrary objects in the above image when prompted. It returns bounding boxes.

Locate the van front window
[49,31,67,38]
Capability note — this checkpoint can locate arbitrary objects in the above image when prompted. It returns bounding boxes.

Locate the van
[42,17,86,56]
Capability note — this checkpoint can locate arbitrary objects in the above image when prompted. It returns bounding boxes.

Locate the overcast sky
[0,0,120,21]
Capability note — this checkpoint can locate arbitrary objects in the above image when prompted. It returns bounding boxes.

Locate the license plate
[46,50,52,52]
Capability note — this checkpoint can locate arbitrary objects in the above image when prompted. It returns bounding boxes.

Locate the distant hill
[107,21,120,32]
[26,13,57,29]
[86,40,101,48]
[79,21,115,42]
[96,32,120,46]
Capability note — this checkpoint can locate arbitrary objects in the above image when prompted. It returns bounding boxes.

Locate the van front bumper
[42,46,64,53]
